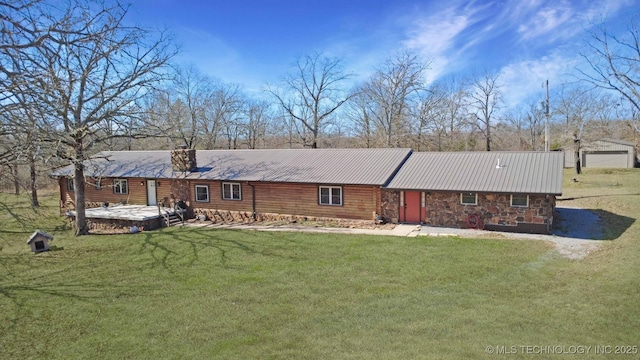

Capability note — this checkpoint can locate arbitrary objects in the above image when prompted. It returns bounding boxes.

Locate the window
[460,192,477,205]
[222,182,241,200]
[94,178,102,190]
[67,178,75,191]
[319,186,342,206]
[113,179,128,195]
[511,194,529,207]
[195,185,210,202]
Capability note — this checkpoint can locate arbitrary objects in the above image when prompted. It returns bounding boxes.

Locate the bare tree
[364,52,427,147]
[589,93,619,138]
[0,0,57,202]
[201,82,243,149]
[168,65,214,148]
[580,17,640,117]
[526,100,546,151]
[411,83,445,151]
[269,53,353,148]
[435,77,469,151]
[345,85,377,148]
[553,85,598,173]
[244,100,271,149]
[467,71,502,151]
[502,106,528,151]
[1,1,175,235]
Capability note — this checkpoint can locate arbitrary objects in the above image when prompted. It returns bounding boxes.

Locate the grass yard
[1,168,639,359]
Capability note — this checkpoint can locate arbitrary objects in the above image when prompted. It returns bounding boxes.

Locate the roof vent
[496,158,506,169]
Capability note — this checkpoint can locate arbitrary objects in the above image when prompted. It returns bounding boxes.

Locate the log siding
[190,181,379,220]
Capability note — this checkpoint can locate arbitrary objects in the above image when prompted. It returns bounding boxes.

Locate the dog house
[27,230,53,253]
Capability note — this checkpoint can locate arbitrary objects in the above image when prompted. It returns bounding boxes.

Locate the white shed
[564,138,637,168]
[27,230,53,253]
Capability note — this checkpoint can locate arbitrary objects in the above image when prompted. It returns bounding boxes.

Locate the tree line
[1,1,639,234]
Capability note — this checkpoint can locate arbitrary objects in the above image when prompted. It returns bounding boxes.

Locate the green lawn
[1,168,639,359]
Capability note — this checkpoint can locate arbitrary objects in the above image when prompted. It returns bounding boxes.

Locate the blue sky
[131,0,639,106]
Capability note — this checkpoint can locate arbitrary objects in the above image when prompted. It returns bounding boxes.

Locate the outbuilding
[564,138,637,168]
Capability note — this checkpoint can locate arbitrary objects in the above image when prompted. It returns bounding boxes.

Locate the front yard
[0,168,638,359]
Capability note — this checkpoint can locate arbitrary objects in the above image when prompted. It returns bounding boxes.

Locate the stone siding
[380,189,399,223]
[192,208,383,228]
[424,192,554,232]
[380,189,555,234]
[67,216,163,232]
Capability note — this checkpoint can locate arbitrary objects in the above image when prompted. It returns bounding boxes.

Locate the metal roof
[599,138,636,147]
[51,148,412,186]
[385,151,564,195]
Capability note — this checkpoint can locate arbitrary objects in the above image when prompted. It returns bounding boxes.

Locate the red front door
[402,191,421,223]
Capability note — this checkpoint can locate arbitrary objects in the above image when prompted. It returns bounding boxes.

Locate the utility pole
[545,79,550,152]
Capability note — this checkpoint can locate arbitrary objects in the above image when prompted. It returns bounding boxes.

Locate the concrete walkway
[187,222,421,237]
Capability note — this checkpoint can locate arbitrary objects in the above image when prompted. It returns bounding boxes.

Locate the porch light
[140,181,145,186]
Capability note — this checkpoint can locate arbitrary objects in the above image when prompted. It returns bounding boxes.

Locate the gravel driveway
[418,206,605,259]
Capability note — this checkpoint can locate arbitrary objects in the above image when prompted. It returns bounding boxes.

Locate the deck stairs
[158,204,186,227]
[166,212,183,227]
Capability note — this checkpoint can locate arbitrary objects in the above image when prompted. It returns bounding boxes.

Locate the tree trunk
[573,135,581,175]
[12,164,20,195]
[574,150,581,175]
[74,163,89,235]
[30,158,39,207]
[486,123,491,151]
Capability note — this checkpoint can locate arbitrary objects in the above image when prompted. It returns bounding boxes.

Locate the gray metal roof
[599,138,636,147]
[51,148,412,186]
[385,151,564,195]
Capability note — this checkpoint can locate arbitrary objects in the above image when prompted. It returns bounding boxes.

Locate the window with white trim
[195,185,209,202]
[511,194,529,207]
[319,186,342,206]
[113,179,128,195]
[460,192,477,205]
[222,182,241,200]
[67,178,75,191]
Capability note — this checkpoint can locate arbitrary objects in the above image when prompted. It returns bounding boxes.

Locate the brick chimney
[171,146,197,172]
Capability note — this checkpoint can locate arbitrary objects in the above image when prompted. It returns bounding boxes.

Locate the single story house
[564,138,637,168]
[52,148,413,223]
[384,152,564,234]
[51,148,564,234]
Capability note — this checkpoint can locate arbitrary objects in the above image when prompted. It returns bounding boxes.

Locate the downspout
[546,194,552,234]
[247,182,257,221]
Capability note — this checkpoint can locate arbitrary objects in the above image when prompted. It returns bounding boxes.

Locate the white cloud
[498,52,578,107]
[517,3,575,41]
[403,5,475,82]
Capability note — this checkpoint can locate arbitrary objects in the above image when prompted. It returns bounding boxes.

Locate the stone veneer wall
[380,189,555,234]
[67,216,163,231]
[425,192,554,233]
[380,190,400,223]
[169,178,191,216]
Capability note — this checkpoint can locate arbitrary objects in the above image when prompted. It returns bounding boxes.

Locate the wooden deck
[70,204,176,221]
